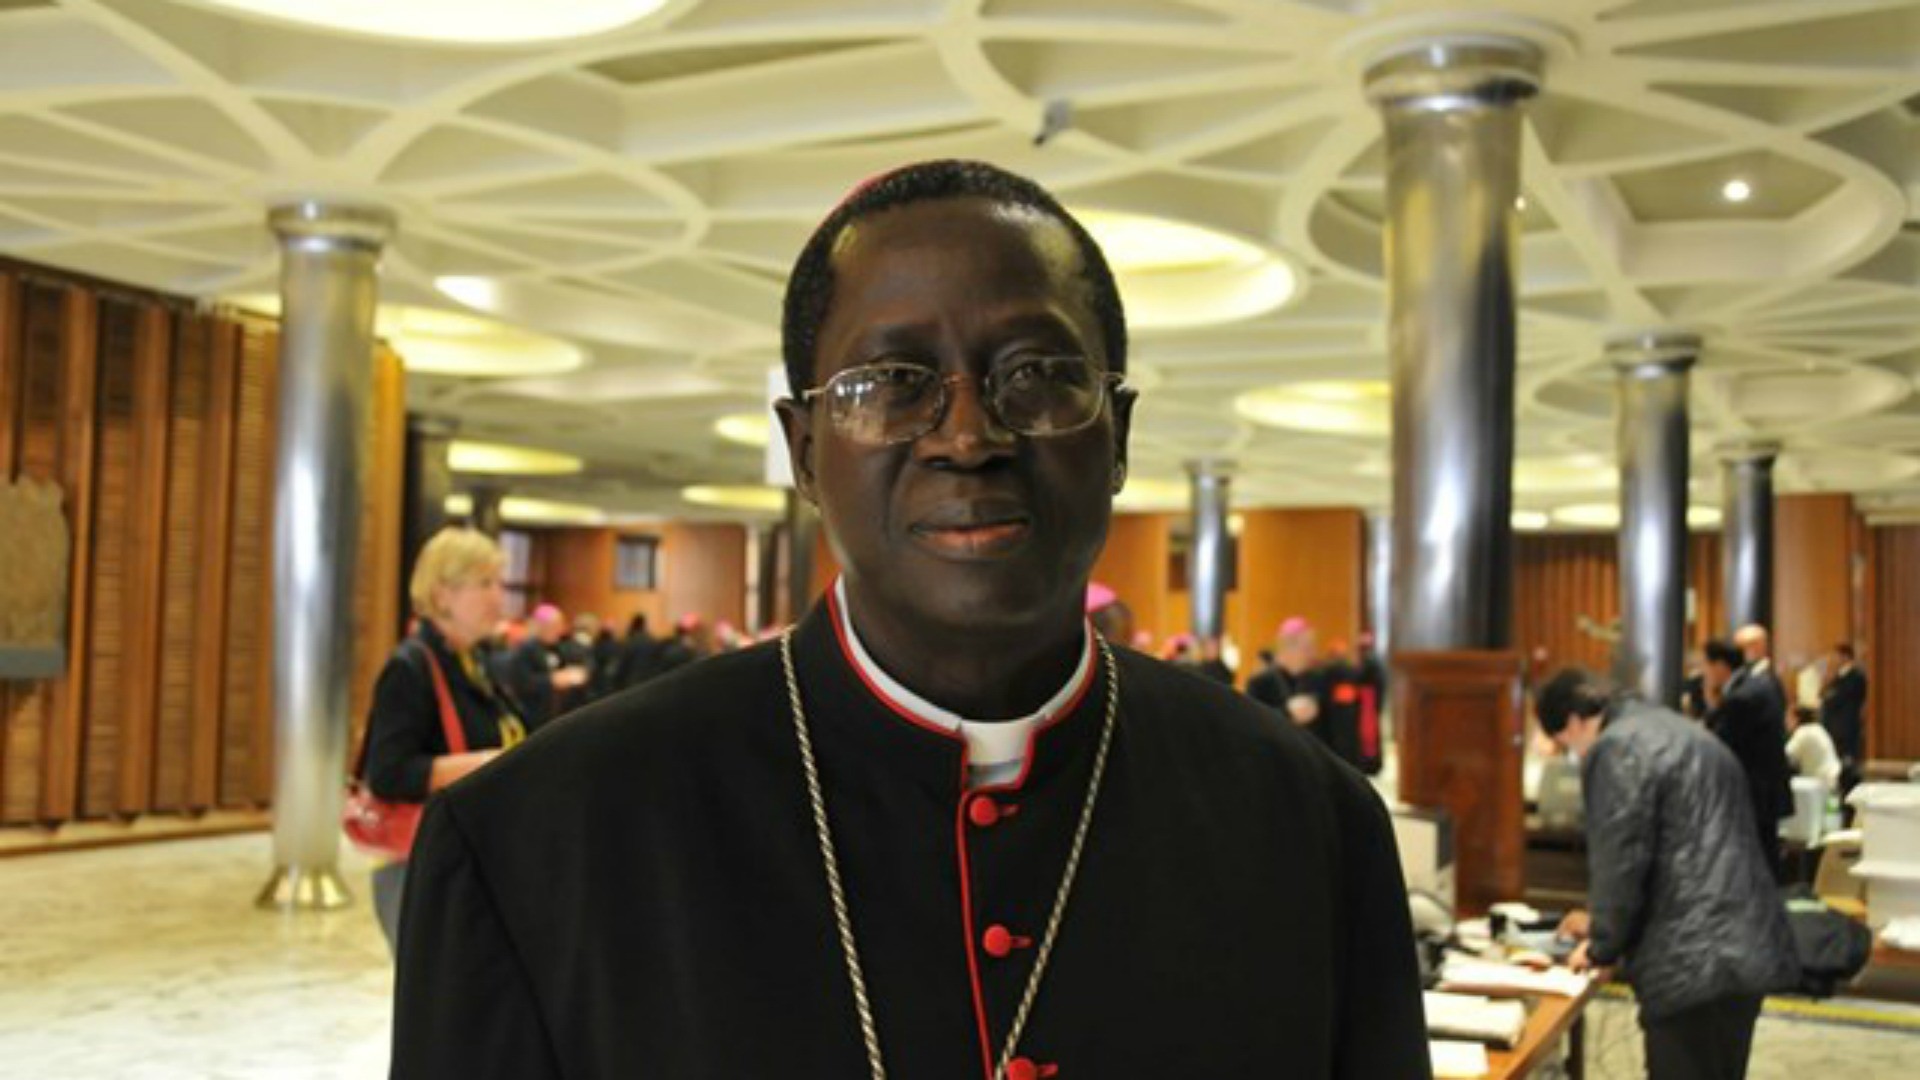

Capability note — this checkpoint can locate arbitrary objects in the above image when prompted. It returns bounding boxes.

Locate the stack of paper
[1423,991,1528,1047]
[1440,957,1591,998]
[1429,1040,1490,1078]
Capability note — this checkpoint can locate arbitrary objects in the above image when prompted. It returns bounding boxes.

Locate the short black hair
[1836,642,1855,660]
[779,159,1127,396]
[1535,667,1612,736]
[1703,639,1743,669]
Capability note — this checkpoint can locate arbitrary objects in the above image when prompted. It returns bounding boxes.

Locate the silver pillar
[1610,334,1698,706]
[1366,511,1394,657]
[1186,460,1233,641]
[257,202,393,911]
[1366,39,1541,651]
[1722,444,1780,635]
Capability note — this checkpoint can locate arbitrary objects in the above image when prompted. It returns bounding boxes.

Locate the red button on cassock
[968,797,1001,828]
[1006,1058,1058,1080]
[983,924,1031,958]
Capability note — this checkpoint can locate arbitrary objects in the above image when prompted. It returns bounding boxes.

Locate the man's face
[1705,659,1734,692]
[779,198,1132,639]
[1552,715,1602,760]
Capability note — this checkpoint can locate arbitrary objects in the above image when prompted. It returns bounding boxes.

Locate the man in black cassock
[390,160,1430,1080]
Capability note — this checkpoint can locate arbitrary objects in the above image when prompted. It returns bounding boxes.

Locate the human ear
[774,398,819,505]
[1109,386,1137,494]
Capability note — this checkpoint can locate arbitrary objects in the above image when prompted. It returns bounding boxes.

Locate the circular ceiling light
[682,485,787,513]
[1551,503,1724,530]
[714,413,773,449]
[443,492,606,526]
[1722,178,1753,203]
[448,440,583,476]
[1112,477,1189,512]
[226,294,584,378]
[1073,208,1298,329]
[188,1,669,45]
[1234,381,1391,437]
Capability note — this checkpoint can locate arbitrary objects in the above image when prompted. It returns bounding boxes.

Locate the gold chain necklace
[779,629,1121,1080]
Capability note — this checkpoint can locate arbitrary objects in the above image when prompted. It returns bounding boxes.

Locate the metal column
[257,203,394,911]
[1722,444,1779,635]
[1186,460,1233,643]
[1610,334,1698,706]
[1366,39,1541,651]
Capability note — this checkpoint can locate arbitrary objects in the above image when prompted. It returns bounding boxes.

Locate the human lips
[909,500,1033,557]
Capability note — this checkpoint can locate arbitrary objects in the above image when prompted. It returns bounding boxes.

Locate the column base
[254,864,354,911]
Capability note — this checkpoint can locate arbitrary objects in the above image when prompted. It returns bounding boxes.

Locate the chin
[897,566,1077,637]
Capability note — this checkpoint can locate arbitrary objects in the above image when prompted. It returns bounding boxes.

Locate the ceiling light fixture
[1112,477,1190,513]
[190,1,669,45]
[1722,178,1753,203]
[682,485,787,513]
[1234,381,1391,437]
[1512,510,1550,531]
[442,492,606,526]
[1072,208,1298,329]
[714,413,773,449]
[448,440,584,476]
[226,294,585,378]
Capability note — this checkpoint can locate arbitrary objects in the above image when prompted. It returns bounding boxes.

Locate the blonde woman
[361,526,528,950]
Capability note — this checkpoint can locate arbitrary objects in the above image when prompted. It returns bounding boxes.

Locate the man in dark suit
[1705,637,1791,880]
[1820,642,1868,766]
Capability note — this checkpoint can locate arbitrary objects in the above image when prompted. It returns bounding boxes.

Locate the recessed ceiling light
[448,440,583,476]
[1113,477,1189,512]
[442,492,606,526]
[714,413,773,449]
[1072,208,1297,329]
[226,294,584,378]
[1686,505,1723,529]
[1722,178,1753,203]
[1512,510,1550,531]
[1514,195,1528,211]
[191,1,668,45]
[1234,381,1391,437]
[1551,503,1619,529]
[682,485,787,513]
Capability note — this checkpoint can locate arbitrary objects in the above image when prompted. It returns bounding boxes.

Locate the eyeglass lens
[824,358,1107,443]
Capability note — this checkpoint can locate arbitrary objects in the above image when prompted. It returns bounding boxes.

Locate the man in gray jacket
[1536,669,1797,1080]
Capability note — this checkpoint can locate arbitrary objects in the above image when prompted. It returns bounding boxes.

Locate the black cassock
[392,601,1430,1079]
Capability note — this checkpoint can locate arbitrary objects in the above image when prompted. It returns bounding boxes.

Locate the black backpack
[1781,888,1873,997]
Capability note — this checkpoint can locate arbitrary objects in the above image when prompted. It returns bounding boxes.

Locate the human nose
[921,372,1014,464]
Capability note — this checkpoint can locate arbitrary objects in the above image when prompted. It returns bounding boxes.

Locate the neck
[840,583,1085,719]
[430,618,473,653]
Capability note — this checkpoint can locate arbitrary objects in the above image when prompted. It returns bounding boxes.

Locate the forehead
[816,199,1095,361]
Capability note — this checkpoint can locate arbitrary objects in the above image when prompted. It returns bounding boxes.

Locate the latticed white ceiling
[2,0,1917,525]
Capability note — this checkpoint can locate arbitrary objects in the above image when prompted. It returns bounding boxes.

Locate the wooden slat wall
[1231,508,1366,665]
[0,262,406,833]
[1868,525,1920,760]
[1773,494,1856,669]
[1511,531,1727,676]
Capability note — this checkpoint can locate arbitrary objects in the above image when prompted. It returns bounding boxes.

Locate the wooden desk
[1438,974,1597,1080]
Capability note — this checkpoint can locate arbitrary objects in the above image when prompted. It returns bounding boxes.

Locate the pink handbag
[343,645,468,859]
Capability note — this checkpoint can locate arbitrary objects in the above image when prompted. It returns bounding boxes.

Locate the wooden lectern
[1391,650,1527,915]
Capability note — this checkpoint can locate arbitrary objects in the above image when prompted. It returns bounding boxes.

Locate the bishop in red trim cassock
[391,160,1431,1080]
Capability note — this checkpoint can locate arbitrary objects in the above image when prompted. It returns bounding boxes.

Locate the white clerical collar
[831,578,1095,787]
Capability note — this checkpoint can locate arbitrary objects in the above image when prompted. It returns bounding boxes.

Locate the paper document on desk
[1428,1039,1490,1078]
[1423,991,1527,1047]
[1440,957,1591,997]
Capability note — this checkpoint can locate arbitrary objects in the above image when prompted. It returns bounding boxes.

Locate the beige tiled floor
[3,832,1919,1078]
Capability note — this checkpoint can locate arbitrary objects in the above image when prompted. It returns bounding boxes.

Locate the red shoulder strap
[417,647,471,755]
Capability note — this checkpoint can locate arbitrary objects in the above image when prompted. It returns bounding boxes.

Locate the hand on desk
[1556,909,1590,940]
[1567,940,1614,984]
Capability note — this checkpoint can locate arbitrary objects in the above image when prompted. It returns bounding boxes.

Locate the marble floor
[3,832,1918,1078]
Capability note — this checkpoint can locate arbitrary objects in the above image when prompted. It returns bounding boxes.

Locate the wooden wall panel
[1230,508,1365,672]
[219,324,277,808]
[77,298,171,819]
[1512,531,1728,679]
[1869,526,1920,760]
[663,523,748,630]
[44,289,99,823]
[1773,494,1855,670]
[1089,513,1171,642]
[349,347,406,738]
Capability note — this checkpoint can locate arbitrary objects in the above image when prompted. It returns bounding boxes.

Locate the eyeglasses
[800,355,1124,446]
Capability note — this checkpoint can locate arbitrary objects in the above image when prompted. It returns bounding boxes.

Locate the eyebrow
[845,310,1092,357]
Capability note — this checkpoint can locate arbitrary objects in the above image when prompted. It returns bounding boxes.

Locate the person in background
[613,612,661,690]
[1353,632,1387,775]
[1786,704,1842,792]
[1315,638,1368,773]
[558,611,598,710]
[359,527,528,950]
[502,603,588,728]
[1539,668,1796,1080]
[1820,643,1867,768]
[1085,581,1134,646]
[587,616,622,701]
[1247,616,1325,737]
[1704,637,1793,881]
